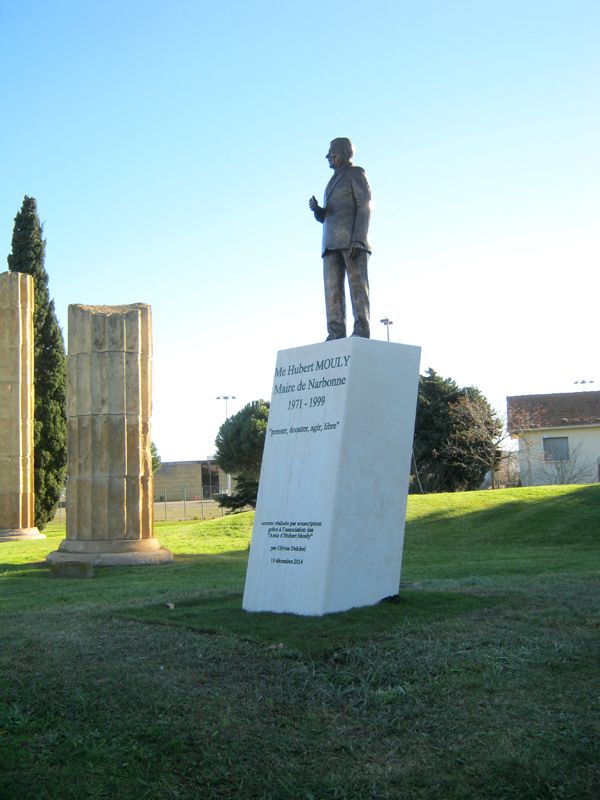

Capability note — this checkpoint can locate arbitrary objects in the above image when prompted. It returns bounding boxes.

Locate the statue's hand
[309,195,320,213]
[350,243,363,259]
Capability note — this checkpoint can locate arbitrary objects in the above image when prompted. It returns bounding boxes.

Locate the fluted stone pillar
[47,303,172,565]
[0,272,43,541]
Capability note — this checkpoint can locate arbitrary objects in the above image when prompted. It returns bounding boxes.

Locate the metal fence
[51,498,225,526]
[153,498,225,522]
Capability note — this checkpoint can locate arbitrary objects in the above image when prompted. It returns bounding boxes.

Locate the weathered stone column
[0,272,43,541]
[47,304,172,565]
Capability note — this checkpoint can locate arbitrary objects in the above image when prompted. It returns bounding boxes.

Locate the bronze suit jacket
[315,164,372,256]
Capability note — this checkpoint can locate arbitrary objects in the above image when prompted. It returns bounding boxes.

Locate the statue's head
[327,137,354,170]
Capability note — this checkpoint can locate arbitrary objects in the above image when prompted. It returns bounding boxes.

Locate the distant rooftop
[158,459,218,468]
[507,391,600,432]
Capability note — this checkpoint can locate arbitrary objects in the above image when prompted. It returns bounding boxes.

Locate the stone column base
[0,527,45,542]
[46,537,173,566]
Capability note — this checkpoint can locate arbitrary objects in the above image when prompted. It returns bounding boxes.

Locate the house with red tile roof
[507,391,600,485]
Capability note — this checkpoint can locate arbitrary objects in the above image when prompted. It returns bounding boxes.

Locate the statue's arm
[309,195,326,223]
[350,169,371,246]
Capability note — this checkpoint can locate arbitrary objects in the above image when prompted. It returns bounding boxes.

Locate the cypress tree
[7,196,67,529]
[151,441,162,475]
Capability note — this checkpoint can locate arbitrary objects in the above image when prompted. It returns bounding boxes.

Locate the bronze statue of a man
[309,137,372,340]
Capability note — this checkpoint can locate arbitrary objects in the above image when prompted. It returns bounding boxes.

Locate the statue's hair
[330,137,354,159]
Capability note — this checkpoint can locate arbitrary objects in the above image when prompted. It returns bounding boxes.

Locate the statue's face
[326,145,347,170]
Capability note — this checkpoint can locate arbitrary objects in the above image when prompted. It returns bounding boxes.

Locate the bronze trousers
[323,249,370,339]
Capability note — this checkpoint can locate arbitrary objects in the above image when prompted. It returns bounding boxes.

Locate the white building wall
[517,426,600,486]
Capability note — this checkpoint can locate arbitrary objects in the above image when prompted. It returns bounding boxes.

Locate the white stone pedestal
[243,337,420,616]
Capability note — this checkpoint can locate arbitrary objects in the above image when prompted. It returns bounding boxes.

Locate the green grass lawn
[1,485,599,799]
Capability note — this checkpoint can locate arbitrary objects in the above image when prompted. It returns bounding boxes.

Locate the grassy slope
[403,484,600,580]
[0,485,599,799]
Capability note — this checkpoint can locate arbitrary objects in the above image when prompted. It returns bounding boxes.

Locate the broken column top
[68,303,152,356]
[71,303,150,315]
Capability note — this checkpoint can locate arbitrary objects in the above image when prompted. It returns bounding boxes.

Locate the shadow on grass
[115,589,502,658]
[0,551,250,615]
[0,549,247,575]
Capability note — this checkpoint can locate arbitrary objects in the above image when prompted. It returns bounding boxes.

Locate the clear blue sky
[1,0,598,460]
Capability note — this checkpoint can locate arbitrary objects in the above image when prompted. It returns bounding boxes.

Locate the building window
[543,436,569,462]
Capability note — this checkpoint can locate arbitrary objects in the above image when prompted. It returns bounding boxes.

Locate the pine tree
[412,369,462,493]
[8,196,67,529]
[215,400,270,480]
[412,369,501,493]
[215,399,270,510]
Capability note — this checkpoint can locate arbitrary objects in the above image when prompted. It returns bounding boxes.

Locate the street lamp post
[380,317,393,342]
[216,395,236,420]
